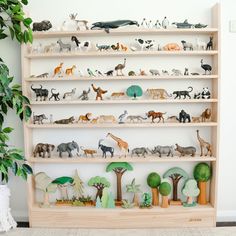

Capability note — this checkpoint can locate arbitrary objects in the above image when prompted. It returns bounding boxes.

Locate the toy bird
[154,20,161,29]
[87,68,96,77]
[95,70,103,76]
[118,110,128,124]
[162,16,169,29]
[140,18,148,27]
[200,59,212,75]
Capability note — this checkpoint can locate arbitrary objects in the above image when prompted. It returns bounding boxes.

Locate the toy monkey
[91,84,107,100]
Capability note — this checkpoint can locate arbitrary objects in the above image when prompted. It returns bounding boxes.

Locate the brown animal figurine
[80,146,97,157]
[111,92,125,99]
[33,143,55,158]
[111,42,120,51]
[91,117,99,124]
[163,43,181,51]
[196,130,212,156]
[120,44,128,51]
[107,133,129,157]
[65,65,76,75]
[200,108,211,122]
[175,143,196,157]
[147,110,166,123]
[54,116,75,124]
[115,58,126,76]
[78,113,92,122]
[192,116,201,123]
[91,84,107,100]
[139,69,147,76]
[53,62,64,77]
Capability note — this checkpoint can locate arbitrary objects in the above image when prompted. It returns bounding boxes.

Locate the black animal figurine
[32,20,52,31]
[206,36,213,50]
[200,59,212,75]
[71,36,90,50]
[31,85,49,101]
[178,110,191,123]
[172,87,193,99]
[49,89,60,101]
[98,139,114,158]
[78,88,90,100]
[201,87,211,99]
[104,70,114,76]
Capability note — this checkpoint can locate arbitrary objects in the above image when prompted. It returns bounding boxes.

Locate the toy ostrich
[200,59,212,75]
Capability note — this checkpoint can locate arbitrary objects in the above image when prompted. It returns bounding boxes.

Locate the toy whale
[91,20,139,33]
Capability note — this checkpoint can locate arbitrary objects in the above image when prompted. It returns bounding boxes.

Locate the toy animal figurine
[200,108,211,122]
[173,87,193,99]
[57,39,71,52]
[201,87,211,99]
[32,20,52,31]
[206,36,213,50]
[104,70,114,76]
[71,36,90,50]
[120,44,128,51]
[178,109,191,123]
[49,89,60,101]
[91,117,99,124]
[57,141,80,158]
[181,40,193,51]
[98,139,114,158]
[98,115,116,123]
[91,20,139,33]
[33,113,48,124]
[149,69,160,76]
[91,84,107,100]
[33,143,55,158]
[163,43,180,51]
[171,19,194,29]
[131,147,149,157]
[53,63,64,77]
[111,92,125,99]
[162,70,169,76]
[196,38,207,50]
[114,58,126,76]
[78,88,90,100]
[171,69,183,76]
[140,18,148,27]
[87,68,96,77]
[95,70,103,76]
[54,116,75,124]
[135,39,154,50]
[196,130,212,156]
[162,17,169,29]
[128,71,136,76]
[80,147,97,157]
[30,42,42,53]
[118,110,128,124]
[44,43,56,53]
[152,145,175,157]
[194,92,201,100]
[30,72,49,78]
[194,23,208,28]
[147,110,166,123]
[107,133,129,157]
[192,116,201,123]
[191,72,200,76]
[126,115,147,123]
[78,69,84,77]
[139,69,147,76]
[111,43,120,51]
[78,113,92,122]
[167,116,179,122]
[65,65,76,75]
[96,44,110,51]
[146,88,171,99]
[175,144,196,157]
[64,14,89,30]
[184,68,189,76]
[200,59,212,75]
[31,85,49,101]
[63,88,76,100]
[154,20,161,29]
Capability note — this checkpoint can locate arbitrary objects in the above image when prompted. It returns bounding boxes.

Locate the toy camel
[91,84,107,100]
[106,133,129,157]
[53,63,64,77]
[196,130,212,156]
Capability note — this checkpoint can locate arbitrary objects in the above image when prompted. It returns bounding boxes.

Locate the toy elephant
[33,143,55,158]
[57,141,79,157]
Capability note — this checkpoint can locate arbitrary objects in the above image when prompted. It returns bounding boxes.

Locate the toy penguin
[154,20,161,29]
[162,16,169,29]
[87,68,96,77]
[95,70,103,76]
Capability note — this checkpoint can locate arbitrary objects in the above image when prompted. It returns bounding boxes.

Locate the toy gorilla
[178,110,191,123]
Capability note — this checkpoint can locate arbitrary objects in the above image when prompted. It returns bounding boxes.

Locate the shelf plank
[26,50,218,59]
[30,99,218,105]
[32,28,218,38]
[25,75,218,82]
[26,122,217,129]
[28,155,216,163]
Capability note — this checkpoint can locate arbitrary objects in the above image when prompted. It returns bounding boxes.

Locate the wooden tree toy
[182,179,200,207]
[159,182,171,208]
[52,176,74,201]
[107,192,115,208]
[91,84,107,100]
[88,176,110,199]
[193,163,211,205]
[101,187,109,208]
[106,133,129,157]
[72,170,84,199]
[126,178,141,206]
[163,167,188,205]
[35,172,57,207]
[147,172,161,206]
[196,130,213,156]
[95,196,102,208]
[126,85,143,99]
[140,192,152,209]
[106,162,133,205]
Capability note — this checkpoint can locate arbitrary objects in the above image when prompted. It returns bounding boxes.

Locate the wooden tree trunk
[96,188,103,200]
[172,179,180,201]
[151,188,159,206]
[116,172,123,201]
[133,193,139,206]
[43,192,50,207]
[198,181,207,205]
[59,186,68,200]
[161,196,169,208]
[187,196,193,205]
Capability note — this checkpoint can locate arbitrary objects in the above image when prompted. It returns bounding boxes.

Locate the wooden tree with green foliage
[163,167,188,203]
[147,172,161,206]
[88,176,110,199]
[193,163,211,205]
[0,0,33,184]
[106,162,133,202]
[159,182,171,208]
[182,179,200,207]
[126,178,141,206]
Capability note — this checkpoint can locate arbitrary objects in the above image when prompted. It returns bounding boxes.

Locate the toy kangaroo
[53,63,64,77]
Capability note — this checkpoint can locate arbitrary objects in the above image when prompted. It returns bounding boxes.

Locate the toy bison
[32,20,52,32]
[33,143,55,158]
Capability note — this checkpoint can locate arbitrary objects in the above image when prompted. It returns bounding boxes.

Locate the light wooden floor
[4,227,236,236]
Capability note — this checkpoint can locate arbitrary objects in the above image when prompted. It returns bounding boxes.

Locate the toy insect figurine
[196,130,212,156]
[31,85,49,101]
[114,58,126,76]
[118,110,128,124]
[172,87,193,99]
[49,89,60,101]
[33,143,55,158]
[53,63,64,77]
[98,139,114,158]
[91,84,107,100]
[63,88,76,100]
[54,116,75,124]
[175,144,196,157]
[33,113,48,124]
[200,59,212,75]
[147,110,166,123]
[178,110,191,123]
[78,88,90,100]
[65,65,76,75]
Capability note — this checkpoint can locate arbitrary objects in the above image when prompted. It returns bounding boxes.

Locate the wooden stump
[161,196,169,208]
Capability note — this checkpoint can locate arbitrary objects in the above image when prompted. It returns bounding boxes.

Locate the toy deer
[196,130,212,156]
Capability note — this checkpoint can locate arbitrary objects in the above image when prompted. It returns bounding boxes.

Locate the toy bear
[201,87,211,99]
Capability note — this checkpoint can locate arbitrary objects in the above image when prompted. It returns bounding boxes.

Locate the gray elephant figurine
[57,141,79,157]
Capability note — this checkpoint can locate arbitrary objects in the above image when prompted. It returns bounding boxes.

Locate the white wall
[0,0,235,222]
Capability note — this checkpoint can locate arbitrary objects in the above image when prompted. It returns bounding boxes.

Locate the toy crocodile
[91,20,139,33]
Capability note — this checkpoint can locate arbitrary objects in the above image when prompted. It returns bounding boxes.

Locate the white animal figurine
[153,20,161,29]
[78,69,84,77]
[31,43,42,53]
[196,38,207,50]
[162,16,169,29]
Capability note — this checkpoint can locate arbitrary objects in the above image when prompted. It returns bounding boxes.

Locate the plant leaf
[22,163,33,174]
[23,18,32,27]
[3,127,14,133]
[9,153,24,160]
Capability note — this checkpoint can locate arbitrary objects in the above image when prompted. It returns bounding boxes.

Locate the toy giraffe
[106,133,129,157]
[196,130,212,156]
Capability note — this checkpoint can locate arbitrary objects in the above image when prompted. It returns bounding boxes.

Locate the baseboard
[12,210,28,222]
[217,210,236,222]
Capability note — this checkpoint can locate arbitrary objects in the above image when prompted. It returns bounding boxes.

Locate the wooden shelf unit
[22,4,220,228]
